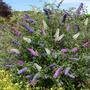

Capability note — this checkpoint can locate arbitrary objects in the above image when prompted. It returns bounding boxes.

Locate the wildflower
[4,65,14,68]
[55,34,64,41]
[76,3,83,14]
[65,67,70,75]
[57,0,64,8]
[43,8,51,20]
[30,18,35,23]
[38,43,44,47]
[31,5,38,14]
[59,39,63,42]
[45,48,50,54]
[23,37,31,43]
[45,63,56,70]
[73,33,80,39]
[72,47,79,52]
[69,58,79,61]
[67,24,71,30]
[53,66,63,78]
[17,60,24,65]
[41,28,46,36]
[42,53,46,55]
[75,53,78,57]
[84,18,88,25]
[9,51,16,54]
[9,27,20,35]
[10,48,20,54]
[67,73,75,79]
[61,13,67,23]
[51,49,54,55]
[20,23,35,33]
[83,41,90,47]
[34,63,42,71]
[8,41,21,45]
[25,13,30,19]
[54,28,59,38]
[52,69,56,73]
[17,67,27,75]
[25,74,33,79]
[42,20,47,30]
[61,49,69,53]
[54,53,58,59]
[27,48,37,56]
[76,24,80,31]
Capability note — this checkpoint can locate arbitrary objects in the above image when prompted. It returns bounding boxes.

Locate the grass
[0,2,90,90]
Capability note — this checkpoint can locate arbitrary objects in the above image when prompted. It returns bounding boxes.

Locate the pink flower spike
[17,60,24,65]
[61,49,69,53]
[67,24,71,30]
[9,27,20,35]
[53,66,63,78]
[83,41,90,47]
[27,48,37,56]
[72,47,79,52]
[41,28,46,36]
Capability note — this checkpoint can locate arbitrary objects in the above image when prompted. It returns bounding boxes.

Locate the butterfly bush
[1,0,90,89]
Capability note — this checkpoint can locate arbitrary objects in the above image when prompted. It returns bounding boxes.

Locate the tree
[0,1,12,19]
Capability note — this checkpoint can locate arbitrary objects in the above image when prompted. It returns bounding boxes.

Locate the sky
[3,0,90,14]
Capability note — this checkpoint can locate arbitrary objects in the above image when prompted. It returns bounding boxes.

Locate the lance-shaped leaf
[53,66,63,78]
[83,41,90,47]
[73,33,80,39]
[45,48,50,54]
[45,63,56,70]
[23,37,31,43]
[10,48,20,54]
[41,28,46,36]
[84,18,88,25]
[17,67,27,75]
[27,48,37,56]
[72,47,79,52]
[42,20,47,30]
[34,63,42,71]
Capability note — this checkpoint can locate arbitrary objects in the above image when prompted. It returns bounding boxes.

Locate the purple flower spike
[76,3,83,14]
[61,13,67,23]
[25,74,33,79]
[30,18,35,22]
[42,53,46,55]
[54,54,58,59]
[70,58,79,61]
[20,23,35,33]
[38,43,44,47]
[51,49,54,55]
[5,65,14,68]
[14,53,22,57]
[75,53,78,57]
[25,13,30,19]
[72,47,79,52]
[17,67,27,75]
[9,41,21,45]
[65,67,70,75]
[17,60,24,65]
[67,24,71,30]
[76,24,80,31]
[52,69,56,73]
[9,51,16,54]
[67,74,75,79]
[83,41,90,47]
[41,28,46,36]
[45,63,56,70]
[53,66,63,78]
[61,49,69,53]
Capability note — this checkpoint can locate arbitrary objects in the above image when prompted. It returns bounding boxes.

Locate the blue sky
[3,0,90,14]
